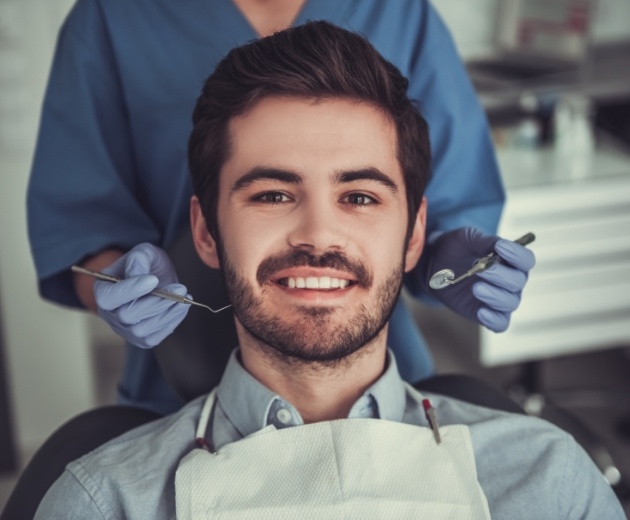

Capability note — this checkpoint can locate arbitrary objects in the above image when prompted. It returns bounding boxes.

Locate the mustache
[257,250,373,289]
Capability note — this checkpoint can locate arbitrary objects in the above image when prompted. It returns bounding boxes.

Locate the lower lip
[272,282,355,301]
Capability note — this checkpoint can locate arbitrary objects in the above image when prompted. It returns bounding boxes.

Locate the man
[35,21,623,519]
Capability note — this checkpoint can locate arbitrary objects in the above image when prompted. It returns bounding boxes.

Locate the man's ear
[404,197,427,273]
[190,196,221,269]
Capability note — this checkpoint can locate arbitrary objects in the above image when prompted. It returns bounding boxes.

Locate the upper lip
[270,268,356,283]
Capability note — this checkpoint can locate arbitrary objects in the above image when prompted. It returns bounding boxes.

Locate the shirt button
[276,408,292,424]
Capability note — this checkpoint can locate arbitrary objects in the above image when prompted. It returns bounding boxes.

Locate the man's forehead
[222,96,402,185]
[227,95,396,141]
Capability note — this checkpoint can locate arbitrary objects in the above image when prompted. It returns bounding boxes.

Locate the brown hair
[189,20,430,241]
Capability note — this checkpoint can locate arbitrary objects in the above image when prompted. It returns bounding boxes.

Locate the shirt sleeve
[34,470,109,520]
[27,0,161,308]
[558,435,626,520]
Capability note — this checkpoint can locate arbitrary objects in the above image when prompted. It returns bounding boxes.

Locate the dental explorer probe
[71,265,232,313]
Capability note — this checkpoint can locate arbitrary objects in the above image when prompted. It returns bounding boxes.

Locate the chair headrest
[156,228,238,402]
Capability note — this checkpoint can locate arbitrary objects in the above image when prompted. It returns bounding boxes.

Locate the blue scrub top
[27,0,504,414]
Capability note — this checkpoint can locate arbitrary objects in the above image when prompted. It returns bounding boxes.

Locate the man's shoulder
[34,397,207,519]
[414,390,624,519]
[421,389,570,447]
[407,388,574,486]
[66,396,205,493]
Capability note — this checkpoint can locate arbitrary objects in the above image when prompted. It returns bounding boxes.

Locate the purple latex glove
[94,243,190,348]
[420,227,536,332]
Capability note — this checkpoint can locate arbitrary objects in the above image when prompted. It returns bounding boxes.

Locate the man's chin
[266,341,367,365]
[243,317,385,366]
[293,305,338,318]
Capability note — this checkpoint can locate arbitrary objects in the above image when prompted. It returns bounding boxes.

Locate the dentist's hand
[94,243,190,348]
[418,227,536,332]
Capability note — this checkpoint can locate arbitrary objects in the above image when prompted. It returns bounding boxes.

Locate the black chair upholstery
[415,373,525,415]
[156,227,237,401]
[1,406,160,520]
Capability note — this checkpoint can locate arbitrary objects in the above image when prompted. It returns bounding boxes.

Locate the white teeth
[283,276,351,289]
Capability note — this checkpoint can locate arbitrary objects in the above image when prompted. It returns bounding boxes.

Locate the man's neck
[238,326,389,424]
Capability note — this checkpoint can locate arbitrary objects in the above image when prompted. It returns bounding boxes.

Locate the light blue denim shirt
[35,350,624,519]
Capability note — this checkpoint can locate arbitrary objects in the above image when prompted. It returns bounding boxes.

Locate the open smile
[276,276,356,290]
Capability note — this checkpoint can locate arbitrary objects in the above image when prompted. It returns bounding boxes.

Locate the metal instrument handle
[70,265,231,313]
[445,232,536,286]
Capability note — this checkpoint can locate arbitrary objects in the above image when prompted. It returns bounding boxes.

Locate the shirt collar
[216,348,407,438]
[216,350,281,438]
[357,349,407,422]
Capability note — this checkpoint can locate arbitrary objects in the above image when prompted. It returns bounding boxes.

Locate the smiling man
[35,21,623,520]
[190,94,426,425]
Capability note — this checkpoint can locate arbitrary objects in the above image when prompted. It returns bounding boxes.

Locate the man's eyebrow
[334,168,399,193]
[231,167,302,193]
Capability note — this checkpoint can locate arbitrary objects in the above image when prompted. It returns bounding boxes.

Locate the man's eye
[344,193,377,206]
[254,192,291,204]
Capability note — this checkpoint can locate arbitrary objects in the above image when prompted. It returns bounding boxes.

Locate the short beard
[219,247,404,368]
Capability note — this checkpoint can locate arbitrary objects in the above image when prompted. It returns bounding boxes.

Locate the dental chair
[1,229,525,520]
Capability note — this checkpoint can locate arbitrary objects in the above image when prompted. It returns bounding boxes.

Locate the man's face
[193,96,425,363]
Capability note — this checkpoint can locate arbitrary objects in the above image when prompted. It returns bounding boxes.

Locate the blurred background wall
[434,0,630,60]
[0,0,95,460]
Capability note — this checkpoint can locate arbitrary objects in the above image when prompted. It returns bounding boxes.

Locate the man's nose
[287,201,348,253]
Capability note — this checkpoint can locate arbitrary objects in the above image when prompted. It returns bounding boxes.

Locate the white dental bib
[175,386,491,519]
